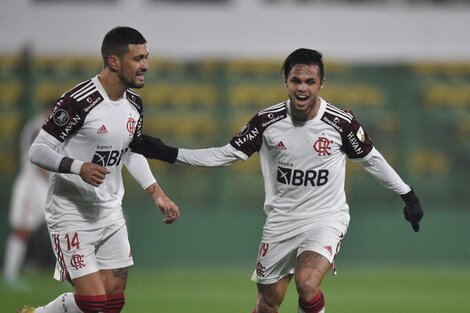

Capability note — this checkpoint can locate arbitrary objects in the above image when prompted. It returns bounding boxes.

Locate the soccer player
[130,48,424,313]
[3,103,52,289]
[17,26,180,313]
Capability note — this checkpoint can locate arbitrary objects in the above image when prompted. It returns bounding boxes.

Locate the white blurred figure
[3,104,51,289]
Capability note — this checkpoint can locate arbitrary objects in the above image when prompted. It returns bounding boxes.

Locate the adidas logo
[97,125,108,134]
[275,141,286,150]
[324,245,332,255]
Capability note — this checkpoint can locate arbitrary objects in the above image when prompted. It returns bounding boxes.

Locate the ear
[108,55,120,72]
[320,78,325,89]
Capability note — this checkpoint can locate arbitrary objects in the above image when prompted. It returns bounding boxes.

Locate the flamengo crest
[127,117,136,136]
[313,136,333,156]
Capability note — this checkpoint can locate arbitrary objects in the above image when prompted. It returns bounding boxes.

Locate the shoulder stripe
[125,89,142,111]
[326,103,353,119]
[76,88,98,102]
[326,109,352,124]
[259,101,286,115]
[70,80,93,98]
[325,104,353,123]
[74,85,97,102]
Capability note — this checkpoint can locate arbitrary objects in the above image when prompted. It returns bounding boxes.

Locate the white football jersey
[41,76,144,230]
[229,98,374,242]
[178,98,375,242]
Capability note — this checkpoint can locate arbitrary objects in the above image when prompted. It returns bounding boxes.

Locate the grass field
[1,264,470,312]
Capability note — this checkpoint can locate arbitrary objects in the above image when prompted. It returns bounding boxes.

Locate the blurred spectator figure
[2,102,52,289]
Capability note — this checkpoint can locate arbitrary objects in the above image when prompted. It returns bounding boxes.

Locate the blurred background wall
[0,0,469,268]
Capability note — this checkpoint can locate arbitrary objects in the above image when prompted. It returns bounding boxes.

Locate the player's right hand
[79,162,110,187]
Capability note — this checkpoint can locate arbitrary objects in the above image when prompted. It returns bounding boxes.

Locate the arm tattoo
[58,157,74,173]
[112,268,129,281]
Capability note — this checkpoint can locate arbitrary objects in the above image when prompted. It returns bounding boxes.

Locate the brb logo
[92,148,128,166]
[277,167,329,186]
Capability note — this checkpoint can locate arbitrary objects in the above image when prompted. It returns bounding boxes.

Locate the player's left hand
[147,183,180,224]
[401,188,423,232]
[156,194,180,224]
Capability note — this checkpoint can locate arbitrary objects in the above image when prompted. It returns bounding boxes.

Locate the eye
[290,77,301,84]
[304,78,316,85]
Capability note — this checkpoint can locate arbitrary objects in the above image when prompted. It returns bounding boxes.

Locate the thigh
[50,229,102,282]
[95,224,134,271]
[295,250,331,287]
[297,225,345,265]
[100,267,129,294]
[73,271,106,296]
[251,239,298,285]
[294,225,345,297]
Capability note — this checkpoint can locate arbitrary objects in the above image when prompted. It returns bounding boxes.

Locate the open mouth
[295,94,309,105]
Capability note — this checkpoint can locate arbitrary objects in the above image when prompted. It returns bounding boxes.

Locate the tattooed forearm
[58,157,74,173]
[112,268,129,281]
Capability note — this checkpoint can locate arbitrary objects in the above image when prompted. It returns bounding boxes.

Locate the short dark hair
[101,26,147,67]
[281,48,324,81]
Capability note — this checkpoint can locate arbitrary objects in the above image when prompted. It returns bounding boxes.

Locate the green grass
[2,265,470,312]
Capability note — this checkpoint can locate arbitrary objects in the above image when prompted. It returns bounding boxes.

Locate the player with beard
[130,48,423,313]
[18,27,180,313]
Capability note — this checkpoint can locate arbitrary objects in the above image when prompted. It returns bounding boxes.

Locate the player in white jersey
[17,27,180,313]
[130,48,424,313]
[3,105,51,289]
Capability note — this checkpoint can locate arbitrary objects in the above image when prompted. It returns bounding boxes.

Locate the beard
[289,94,321,123]
[289,99,312,122]
[291,107,309,122]
[118,72,144,89]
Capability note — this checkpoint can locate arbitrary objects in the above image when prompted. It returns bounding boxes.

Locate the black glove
[129,134,178,164]
[400,188,423,232]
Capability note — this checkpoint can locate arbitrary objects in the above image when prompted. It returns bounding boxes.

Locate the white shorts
[50,223,134,281]
[251,224,345,285]
[9,172,48,231]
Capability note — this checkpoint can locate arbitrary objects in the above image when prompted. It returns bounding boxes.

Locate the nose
[298,83,306,91]
[141,59,149,71]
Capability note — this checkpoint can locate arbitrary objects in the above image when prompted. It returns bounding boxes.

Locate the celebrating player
[17,26,180,313]
[130,48,423,313]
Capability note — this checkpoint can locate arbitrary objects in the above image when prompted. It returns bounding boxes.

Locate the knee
[256,293,281,313]
[295,273,320,301]
[106,283,125,295]
[256,300,280,313]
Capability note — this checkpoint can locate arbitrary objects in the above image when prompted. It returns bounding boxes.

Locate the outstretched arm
[176,144,241,167]
[129,135,178,163]
[130,134,243,167]
[360,148,424,232]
